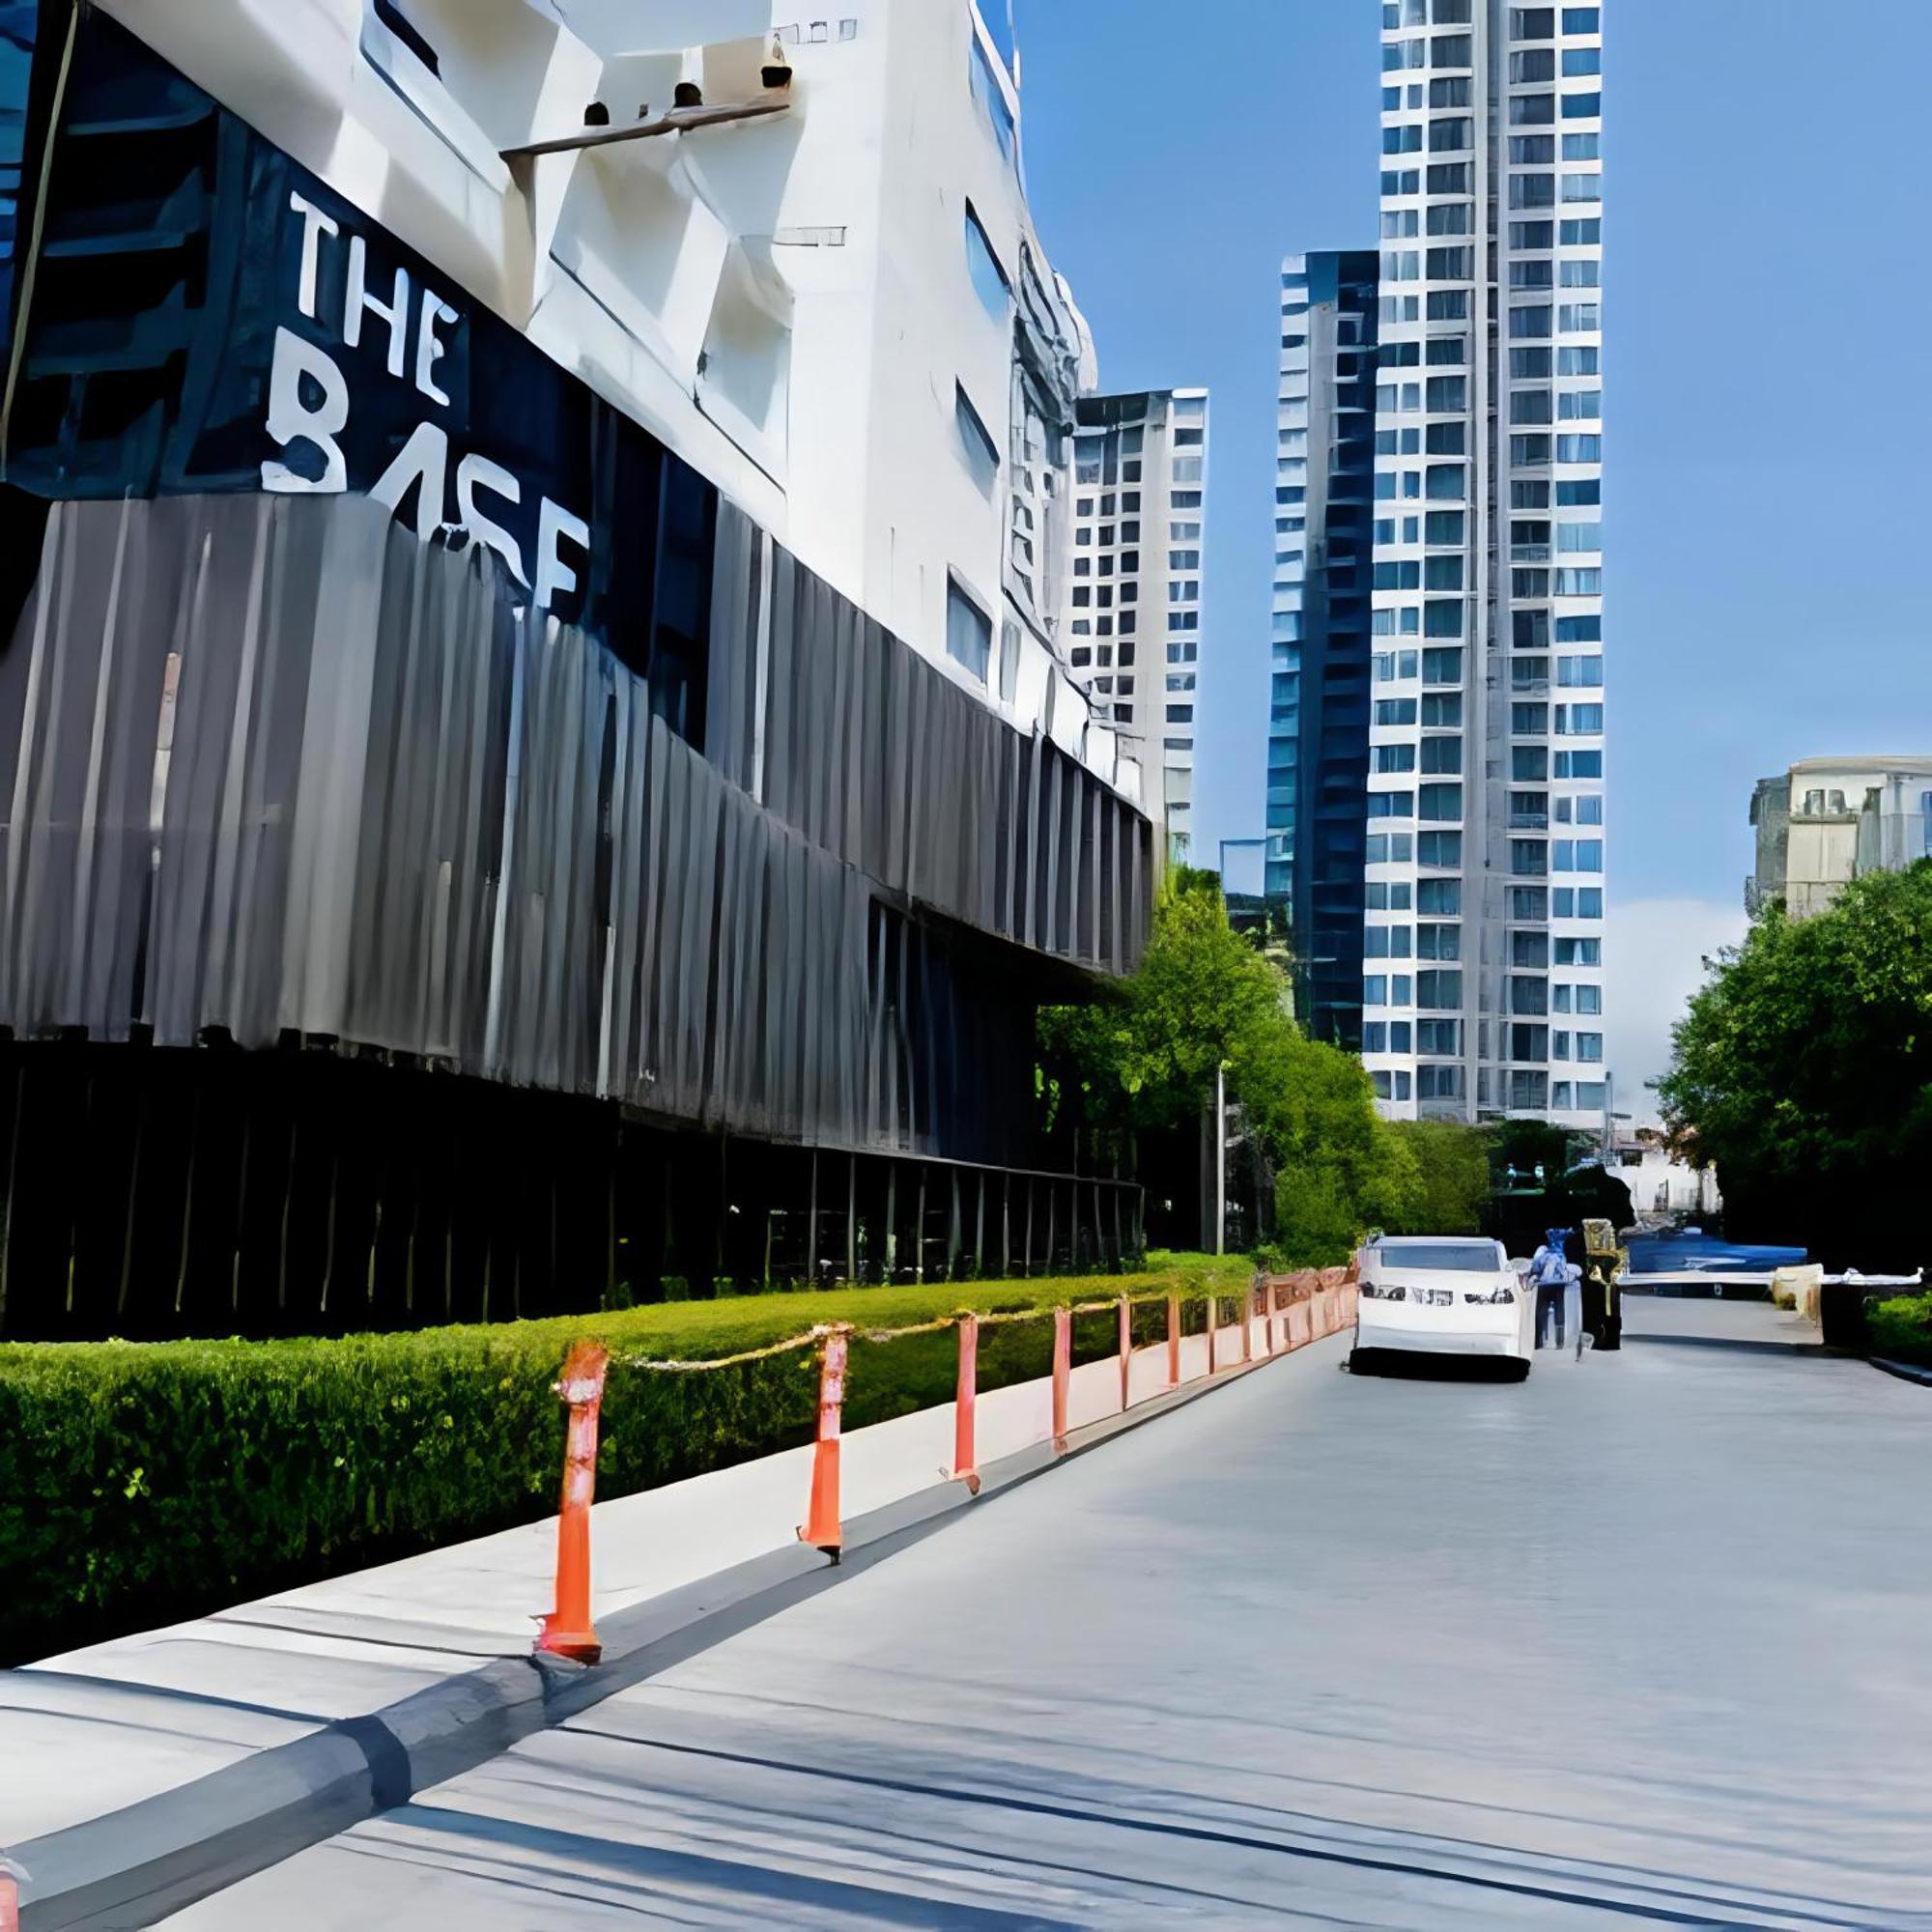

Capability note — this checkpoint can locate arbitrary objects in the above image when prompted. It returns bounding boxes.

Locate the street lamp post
[1215,1062,1227,1256]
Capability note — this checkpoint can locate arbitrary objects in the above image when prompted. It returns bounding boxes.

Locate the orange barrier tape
[534,1339,609,1665]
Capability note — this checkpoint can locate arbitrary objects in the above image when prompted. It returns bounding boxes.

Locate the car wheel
[1506,1359,1531,1382]
[1349,1349,1375,1376]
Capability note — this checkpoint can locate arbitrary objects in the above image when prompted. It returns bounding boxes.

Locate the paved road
[169,1307,1932,1928]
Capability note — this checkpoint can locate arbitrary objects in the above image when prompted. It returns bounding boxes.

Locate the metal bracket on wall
[501,99,790,163]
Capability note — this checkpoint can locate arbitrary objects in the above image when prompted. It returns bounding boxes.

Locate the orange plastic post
[950,1314,981,1494]
[1118,1295,1133,1411]
[1167,1295,1180,1386]
[1051,1306,1071,1451]
[1,1865,17,1932]
[1242,1289,1254,1364]
[799,1325,850,1560]
[1262,1289,1274,1358]
[534,1339,610,1665]
[1207,1295,1218,1377]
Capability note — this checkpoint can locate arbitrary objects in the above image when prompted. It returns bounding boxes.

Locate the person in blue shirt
[1531,1229,1577,1350]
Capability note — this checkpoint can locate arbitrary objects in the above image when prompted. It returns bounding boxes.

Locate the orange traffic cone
[1118,1295,1132,1411]
[798,1325,850,1560]
[534,1339,609,1665]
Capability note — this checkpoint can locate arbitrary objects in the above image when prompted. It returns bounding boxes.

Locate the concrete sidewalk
[3,1306,1328,1929]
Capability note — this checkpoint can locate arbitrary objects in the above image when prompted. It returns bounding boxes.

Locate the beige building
[1749,756,1932,917]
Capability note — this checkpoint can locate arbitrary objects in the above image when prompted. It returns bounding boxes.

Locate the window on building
[958,386,1005,491]
[963,203,1010,319]
[945,577,991,681]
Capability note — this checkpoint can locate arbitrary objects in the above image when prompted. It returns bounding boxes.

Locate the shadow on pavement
[1345,1350,1532,1383]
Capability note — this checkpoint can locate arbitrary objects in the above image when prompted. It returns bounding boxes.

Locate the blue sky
[1014,0,1932,1104]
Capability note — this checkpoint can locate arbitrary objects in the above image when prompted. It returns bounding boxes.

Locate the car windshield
[1378,1241,1499,1272]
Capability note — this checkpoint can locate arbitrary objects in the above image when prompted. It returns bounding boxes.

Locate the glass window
[954,384,999,491]
[945,578,991,681]
[969,36,1015,163]
[963,204,1010,318]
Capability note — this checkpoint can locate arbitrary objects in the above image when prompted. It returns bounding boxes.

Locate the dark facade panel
[0,493,1091,1168]
[704,510,1149,980]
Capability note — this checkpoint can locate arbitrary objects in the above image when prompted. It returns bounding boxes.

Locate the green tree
[1656,862,1932,1264]
[1384,1121,1491,1235]
[1039,868,1291,1140]
[1041,871,1411,1264]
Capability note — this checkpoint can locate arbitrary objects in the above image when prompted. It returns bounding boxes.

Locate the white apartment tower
[1367,0,1605,1126]
[1066,389,1210,863]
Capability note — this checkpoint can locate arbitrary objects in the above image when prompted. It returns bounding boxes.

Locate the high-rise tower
[1366,0,1606,1125]
[1268,252,1378,1046]
[1066,389,1209,864]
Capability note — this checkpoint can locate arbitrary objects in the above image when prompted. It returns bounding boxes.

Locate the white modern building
[1065,388,1208,862]
[1365,0,1606,1127]
[1749,755,1932,917]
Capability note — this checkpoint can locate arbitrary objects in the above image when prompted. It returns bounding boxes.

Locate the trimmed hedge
[0,1257,1257,1663]
[1866,1292,1932,1369]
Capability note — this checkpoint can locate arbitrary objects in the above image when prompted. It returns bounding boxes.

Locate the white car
[1350,1235,1535,1378]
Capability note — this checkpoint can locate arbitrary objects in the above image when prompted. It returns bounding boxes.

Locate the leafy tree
[1656,862,1932,1265]
[1039,868,1290,1141]
[1040,871,1410,1263]
[1384,1121,1491,1235]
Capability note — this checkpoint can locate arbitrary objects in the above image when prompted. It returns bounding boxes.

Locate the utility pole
[1214,1062,1227,1257]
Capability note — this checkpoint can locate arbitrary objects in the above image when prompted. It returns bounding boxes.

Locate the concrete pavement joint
[15,1332,1317,1932]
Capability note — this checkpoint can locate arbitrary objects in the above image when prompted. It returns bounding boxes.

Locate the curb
[1870,1355,1932,1388]
[16,1331,1330,1930]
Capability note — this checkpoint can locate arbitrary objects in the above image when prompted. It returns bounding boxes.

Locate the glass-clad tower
[1366,0,1606,1125]
[1267,252,1379,1047]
